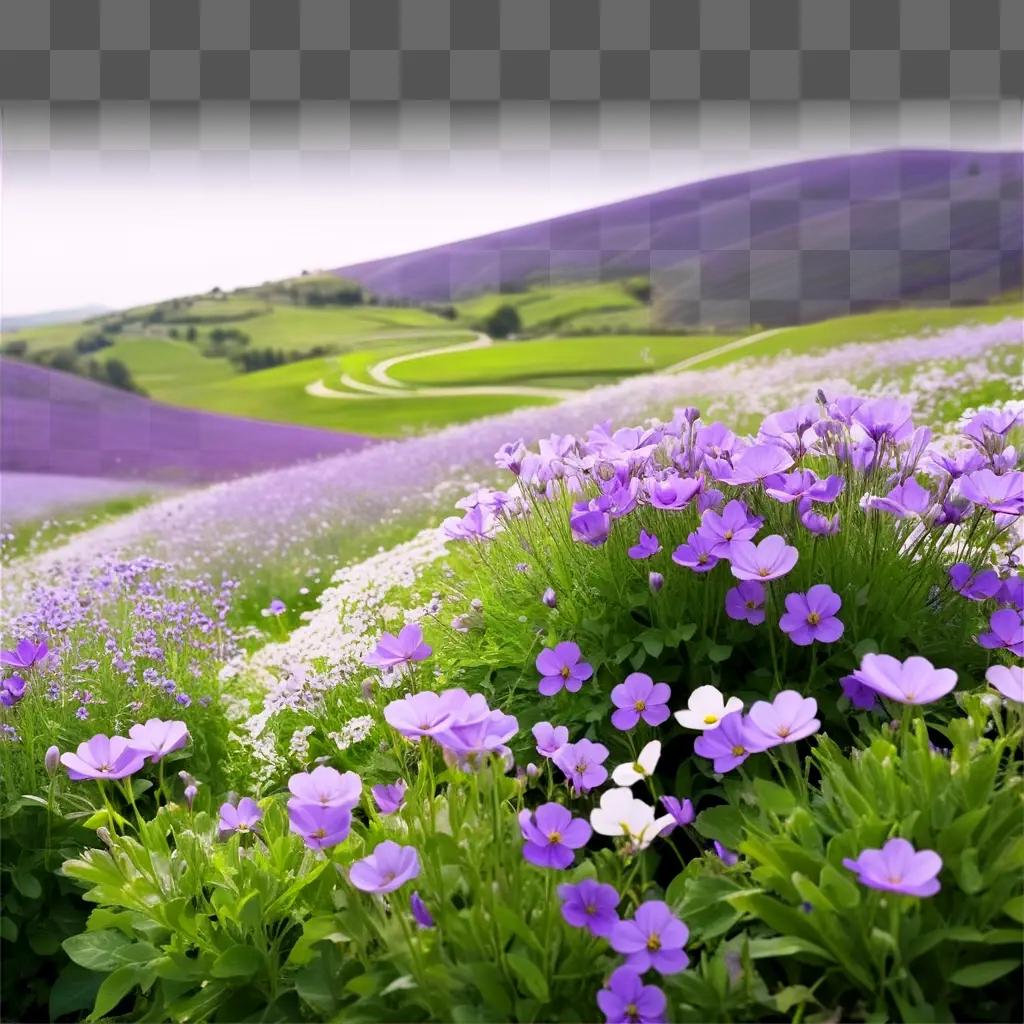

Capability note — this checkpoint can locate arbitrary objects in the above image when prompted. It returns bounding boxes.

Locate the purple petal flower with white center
[647,475,702,511]
[853,654,957,705]
[372,779,407,815]
[611,900,690,975]
[557,878,620,937]
[840,673,878,710]
[843,837,942,897]
[671,531,720,573]
[699,499,761,556]
[658,796,695,835]
[60,734,147,781]
[363,624,432,669]
[262,599,286,617]
[288,801,352,850]
[410,891,435,929]
[610,673,671,730]
[725,581,766,625]
[596,967,667,1024]
[778,585,844,647]
[536,641,593,696]
[628,530,662,560]
[864,478,933,518]
[570,509,612,547]
[519,802,592,869]
[987,664,1023,704]
[948,563,1002,601]
[349,840,420,893]
[552,738,609,793]
[0,638,48,671]
[532,721,569,759]
[384,689,486,740]
[729,536,798,582]
[0,676,26,708]
[958,469,1024,515]
[219,797,262,836]
[713,841,739,866]
[978,608,1024,656]
[127,718,189,763]
[693,711,751,773]
[711,443,794,485]
[288,765,362,808]
[744,691,820,750]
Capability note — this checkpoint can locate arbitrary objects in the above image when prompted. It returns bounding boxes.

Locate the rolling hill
[332,149,1023,327]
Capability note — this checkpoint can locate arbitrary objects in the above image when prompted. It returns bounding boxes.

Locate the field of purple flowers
[0,320,1021,1023]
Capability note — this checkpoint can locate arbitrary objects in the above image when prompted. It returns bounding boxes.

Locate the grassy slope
[104,337,236,396]
[389,334,734,387]
[455,281,644,329]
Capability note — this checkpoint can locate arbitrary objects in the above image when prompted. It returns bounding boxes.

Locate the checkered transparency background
[1,0,1021,322]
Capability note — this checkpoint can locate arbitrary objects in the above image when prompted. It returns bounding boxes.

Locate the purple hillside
[1,359,373,484]
[332,149,1023,327]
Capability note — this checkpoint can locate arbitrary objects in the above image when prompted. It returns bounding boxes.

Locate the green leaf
[707,644,733,664]
[88,965,150,1021]
[0,916,18,942]
[1003,895,1024,924]
[747,936,831,961]
[505,952,549,1003]
[12,869,42,899]
[493,905,543,956]
[695,805,745,848]
[948,960,1020,987]
[774,985,818,1013]
[210,944,264,979]
[460,962,512,1015]
[63,930,133,971]
[50,964,103,1021]
[752,778,795,816]
[82,808,130,831]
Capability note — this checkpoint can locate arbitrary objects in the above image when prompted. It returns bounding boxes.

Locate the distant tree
[74,332,113,354]
[485,304,522,339]
[1,339,28,357]
[185,325,198,341]
[169,327,179,338]
[103,358,141,393]
[48,349,80,373]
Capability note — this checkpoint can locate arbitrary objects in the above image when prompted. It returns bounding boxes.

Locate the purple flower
[648,572,664,593]
[219,797,263,836]
[658,796,695,835]
[778,585,844,646]
[597,967,666,1024]
[852,397,913,444]
[712,443,793,485]
[628,530,662,560]
[536,641,593,696]
[713,841,739,866]
[519,802,592,869]
[410,891,435,929]
[553,738,609,793]
[542,587,558,608]
[435,707,518,764]
[843,837,942,897]
[263,598,286,617]
[999,575,1024,610]
[0,675,26,708]
[978,608,1024,656]
[725,581,766,625]
[853,654,957,705]
[60,734,147,781]
[864,478,933,518]
[671,531,720,573]
[0,638,48,671]
[987,664,1023,704]
[570,509,612,547]
[350,840,420,893]
[371,779,407,815]
[764,470,843,505]
[948,563,1002,601]
[729,536,798,582]
[610,673,671,730]
[647,475,702,511]
[611,900,689,975]
[288,766,362,808]
[363,623,432,669]
[557,879,620,937]
[840,673,878,710]
[693,711,751,773]
[744,690,820,750]
[958,469,1024,515]
[44,745,60,776]
[127,718,189,763]
[288,801,352,850]
[699,500,761,555]
[533,721,569,759]
[800,501,840,536]
[384,689,486,739]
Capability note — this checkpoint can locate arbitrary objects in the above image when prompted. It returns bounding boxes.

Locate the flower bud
[649,571,664,593]
[525,762,540,779]
[44,745,60,776]
[184,784,198,808]
[683,406,701,424]
[96,826,113,848]
[542,588,557,608]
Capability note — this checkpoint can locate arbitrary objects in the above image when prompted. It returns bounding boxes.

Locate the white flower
[590,787,674,849]
[611,740,661,786]
[674,684,743,730]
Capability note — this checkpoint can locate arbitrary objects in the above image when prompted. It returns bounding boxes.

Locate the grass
[104,337,236,397]
[388,334,734,388]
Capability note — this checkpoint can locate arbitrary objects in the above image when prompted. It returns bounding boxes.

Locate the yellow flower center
[647,934,661,951]
[548,831,562,845]
[634,700,647,712]
[560,666,570,678]
[731,744,745,756]
[758,567,771,577]
[703,714,718,724]
[807,612,821,625]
